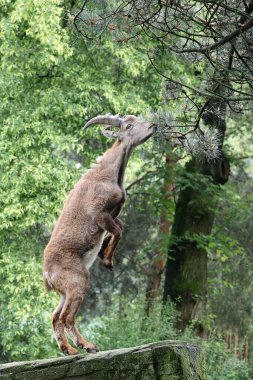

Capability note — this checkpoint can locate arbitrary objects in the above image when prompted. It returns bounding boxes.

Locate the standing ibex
[43,114,156,355]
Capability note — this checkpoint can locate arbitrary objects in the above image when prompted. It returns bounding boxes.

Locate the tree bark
[163,89,230,333]
[145,153,176,315]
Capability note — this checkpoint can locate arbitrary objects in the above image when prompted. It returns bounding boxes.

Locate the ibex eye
[126,124,132,130]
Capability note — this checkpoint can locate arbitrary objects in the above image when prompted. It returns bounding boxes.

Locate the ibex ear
[102,127,120,139]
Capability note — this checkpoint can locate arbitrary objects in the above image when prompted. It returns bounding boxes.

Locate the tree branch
[125,170,155,192]
[165,16,253,54]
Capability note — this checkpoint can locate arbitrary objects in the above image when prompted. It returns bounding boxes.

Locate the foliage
[0,0,74,361]
[83,297,178,351]
[207,179,253,334]
[204,334,252,380]
[0,239,59,361]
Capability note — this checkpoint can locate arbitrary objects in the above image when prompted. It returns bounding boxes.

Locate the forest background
[0,1,253,379]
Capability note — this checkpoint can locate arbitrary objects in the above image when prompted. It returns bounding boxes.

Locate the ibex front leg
[97,214,123,269]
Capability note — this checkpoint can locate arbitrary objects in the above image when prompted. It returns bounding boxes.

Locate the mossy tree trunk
[163,87,230,333]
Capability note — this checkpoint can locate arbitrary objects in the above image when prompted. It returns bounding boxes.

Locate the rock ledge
[0,340,206,380]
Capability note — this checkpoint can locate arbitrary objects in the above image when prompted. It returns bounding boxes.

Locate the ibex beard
[43,114,156,355]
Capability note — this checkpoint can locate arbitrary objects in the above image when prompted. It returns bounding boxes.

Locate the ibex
[43,114,156,355]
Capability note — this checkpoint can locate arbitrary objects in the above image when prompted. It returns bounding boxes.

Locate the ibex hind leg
[60,290,99,353]
[52,295,79,355]
[47,256,98,355]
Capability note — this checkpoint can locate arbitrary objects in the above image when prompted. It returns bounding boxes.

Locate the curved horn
[83,114,123,129]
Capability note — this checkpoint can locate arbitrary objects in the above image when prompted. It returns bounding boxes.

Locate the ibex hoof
[98,251,104,259]
[103,261,114,270]
[63,346,79,356]
[86,346,99,354]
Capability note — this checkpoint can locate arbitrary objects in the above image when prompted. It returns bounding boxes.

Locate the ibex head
[84,114,156,147]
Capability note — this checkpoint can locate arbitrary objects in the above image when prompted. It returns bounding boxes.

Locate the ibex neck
[104,140,132,187]
[84,140,132,187]
[116,141,132,187]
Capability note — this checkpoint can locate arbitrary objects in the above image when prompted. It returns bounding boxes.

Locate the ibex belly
[82,231,106,269]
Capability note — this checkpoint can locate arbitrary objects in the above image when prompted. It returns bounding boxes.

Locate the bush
[82,296,178,350]
[204,334,252,380]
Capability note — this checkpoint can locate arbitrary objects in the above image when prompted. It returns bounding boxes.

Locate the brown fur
[43,115,155,355]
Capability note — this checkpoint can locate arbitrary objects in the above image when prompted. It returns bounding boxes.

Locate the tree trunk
[163,91,230,333]
[145,153,176,315]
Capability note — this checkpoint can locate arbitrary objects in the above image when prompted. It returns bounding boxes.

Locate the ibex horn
[83,114,123,129]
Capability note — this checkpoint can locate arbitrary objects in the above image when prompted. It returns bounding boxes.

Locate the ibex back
[43,114,156,355]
